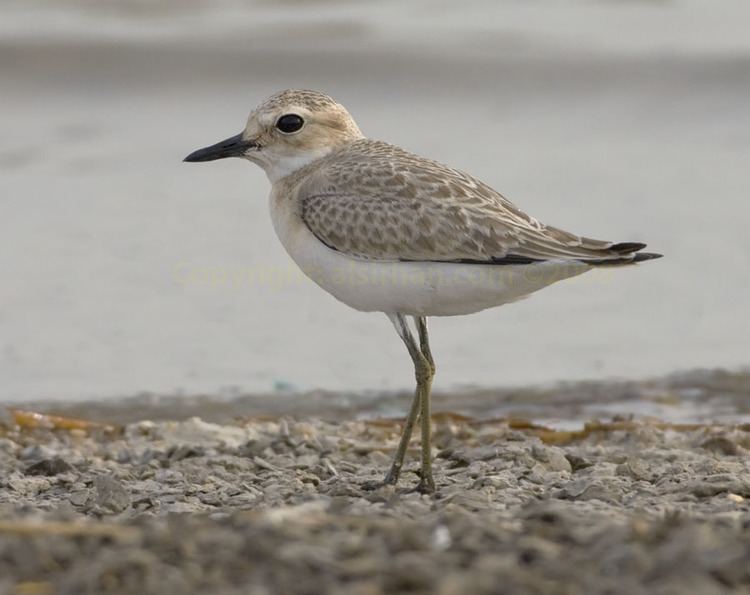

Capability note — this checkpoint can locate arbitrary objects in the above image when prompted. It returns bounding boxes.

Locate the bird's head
[184,89,364,182]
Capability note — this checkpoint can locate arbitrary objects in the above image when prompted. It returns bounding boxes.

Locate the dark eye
[276,114,304,134]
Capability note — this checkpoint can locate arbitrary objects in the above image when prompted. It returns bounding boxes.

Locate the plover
[184,89,661,492]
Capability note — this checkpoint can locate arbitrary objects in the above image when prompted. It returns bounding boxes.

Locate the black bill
[183,133,257,162]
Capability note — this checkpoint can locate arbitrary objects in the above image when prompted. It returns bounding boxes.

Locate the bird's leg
[363,314,436,492]
[388,314,435,493]
[377,314,425,487]
[388,314,436,492]
[362,314,424,490]
[414,316,436,493]
[415,316,435,373]
[381,381,421,486]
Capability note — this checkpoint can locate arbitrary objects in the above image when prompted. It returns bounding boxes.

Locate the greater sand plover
[185,89,661,492]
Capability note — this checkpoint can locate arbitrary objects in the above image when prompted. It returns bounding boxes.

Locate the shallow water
[1,1,750,403]
[9,369,750,431]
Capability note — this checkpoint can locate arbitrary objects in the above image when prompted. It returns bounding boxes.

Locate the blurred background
[1,0,749,404]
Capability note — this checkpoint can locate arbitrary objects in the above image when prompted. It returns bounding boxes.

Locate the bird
[184,89,661,493]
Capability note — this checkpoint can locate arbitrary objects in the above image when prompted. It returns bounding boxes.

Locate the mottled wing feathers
[297,140,655,265]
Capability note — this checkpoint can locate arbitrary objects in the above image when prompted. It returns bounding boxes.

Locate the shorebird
[184,89,661,492]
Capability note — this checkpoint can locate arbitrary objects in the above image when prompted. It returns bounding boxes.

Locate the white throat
[257,147,334,184]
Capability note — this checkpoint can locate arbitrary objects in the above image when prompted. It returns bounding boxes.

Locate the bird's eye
[275,114,304,134]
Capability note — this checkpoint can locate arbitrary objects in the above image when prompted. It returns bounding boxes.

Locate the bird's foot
[362,476,436,495]
[361,466,402,491]
[404,473,436,495]
[361,477,397,492]
[411,479,436,495]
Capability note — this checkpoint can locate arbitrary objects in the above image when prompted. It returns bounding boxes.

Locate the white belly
[269,194,591,317]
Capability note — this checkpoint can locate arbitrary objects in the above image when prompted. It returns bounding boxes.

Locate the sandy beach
[0,371,748,593]
[1,390,749,594]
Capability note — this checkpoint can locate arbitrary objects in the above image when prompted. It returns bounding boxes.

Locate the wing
[298,140,656,264]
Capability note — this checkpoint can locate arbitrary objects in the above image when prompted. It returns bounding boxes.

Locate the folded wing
[297,140,660,265]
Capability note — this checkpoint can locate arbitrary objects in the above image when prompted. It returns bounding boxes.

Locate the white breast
[269,191,591,317]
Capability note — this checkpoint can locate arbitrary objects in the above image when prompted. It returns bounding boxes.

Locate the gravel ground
[0,410,749,595]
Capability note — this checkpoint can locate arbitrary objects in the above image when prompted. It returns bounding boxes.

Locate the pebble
[24,457,75,476]
[0,416,747,594]
[94,475,131,513]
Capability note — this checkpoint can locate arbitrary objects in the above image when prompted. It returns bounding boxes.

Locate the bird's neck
[261,136,363,183]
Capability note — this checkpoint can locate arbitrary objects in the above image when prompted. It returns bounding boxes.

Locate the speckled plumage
[186,88,662,491]
[259,89,341,113]
[286,138,640,264]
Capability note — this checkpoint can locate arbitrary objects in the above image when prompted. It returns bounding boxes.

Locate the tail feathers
[448,241,662,266]
[586,242,662,266]
[631,251,663,263]
[610,241,647,254]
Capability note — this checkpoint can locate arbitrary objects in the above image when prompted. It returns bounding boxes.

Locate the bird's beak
[183,133,257,162]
